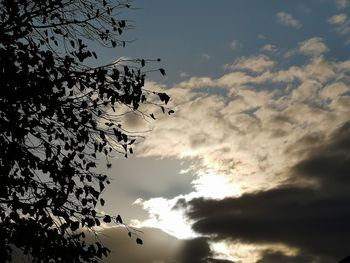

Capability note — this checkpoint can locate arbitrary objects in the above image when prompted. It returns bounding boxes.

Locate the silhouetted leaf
[116,215,123,224]
[103,215,111,223]
[158,93,170,104]
[159,68,166,76]
[71,221,80,231]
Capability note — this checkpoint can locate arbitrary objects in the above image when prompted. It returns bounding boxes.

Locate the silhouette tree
[0,0,170,262]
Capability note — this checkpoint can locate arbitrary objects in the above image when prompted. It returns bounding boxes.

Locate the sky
[92,1,350,262]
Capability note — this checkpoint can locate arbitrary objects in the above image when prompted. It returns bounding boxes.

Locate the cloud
[328,13,348,24]
[180,55,339,91]
[225,55,275,73]
[276,12,302,29]
[138,55,350,196]
[256,250,316,263]
[180,72,189,78]
[179,237,213,263]
[200,53,211,60]
[186,121,350,261]
[230,40,242,50]
[336,0,350,9]
[298,37,329,57]
[135,196,197,239]
[260,44,278,53]
[134,41,350,261]
[320,82,349,99]
[328,13,350,41]
[285,37,329,58]
[293,121,350,191]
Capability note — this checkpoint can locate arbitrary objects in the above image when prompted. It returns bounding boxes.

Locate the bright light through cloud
[135,197,197,239]
[192,174,241,199]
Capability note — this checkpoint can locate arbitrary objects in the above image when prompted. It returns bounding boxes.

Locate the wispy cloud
[257,34,267,40]
[335,0,350,9]
[276,12,302,29]
[224,55,275,73]
[328,13,350,43]
[179,72,189,78]
[260,44,278,53]
[200,53,211,60]
[230,39,242,50]
[328,13,348,24]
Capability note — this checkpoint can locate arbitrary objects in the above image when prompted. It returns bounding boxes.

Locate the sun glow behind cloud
[125,32,350,260]
[132,197,197,239]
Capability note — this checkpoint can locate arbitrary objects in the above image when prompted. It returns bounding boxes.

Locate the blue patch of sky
[89,0,349,86]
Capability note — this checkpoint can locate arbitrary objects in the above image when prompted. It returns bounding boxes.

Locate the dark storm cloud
[185,121,350,262]
[179,238,212,263]
[256,250,316,263]
[294,121,350,191]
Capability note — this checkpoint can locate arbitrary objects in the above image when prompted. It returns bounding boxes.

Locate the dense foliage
[0,0,169,261]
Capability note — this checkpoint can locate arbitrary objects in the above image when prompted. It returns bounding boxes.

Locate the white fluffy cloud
[225,55,275,73]
[285,37,329,58]
[298,37,329,57]
[276,12,302,29]
[328,13,348,24]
